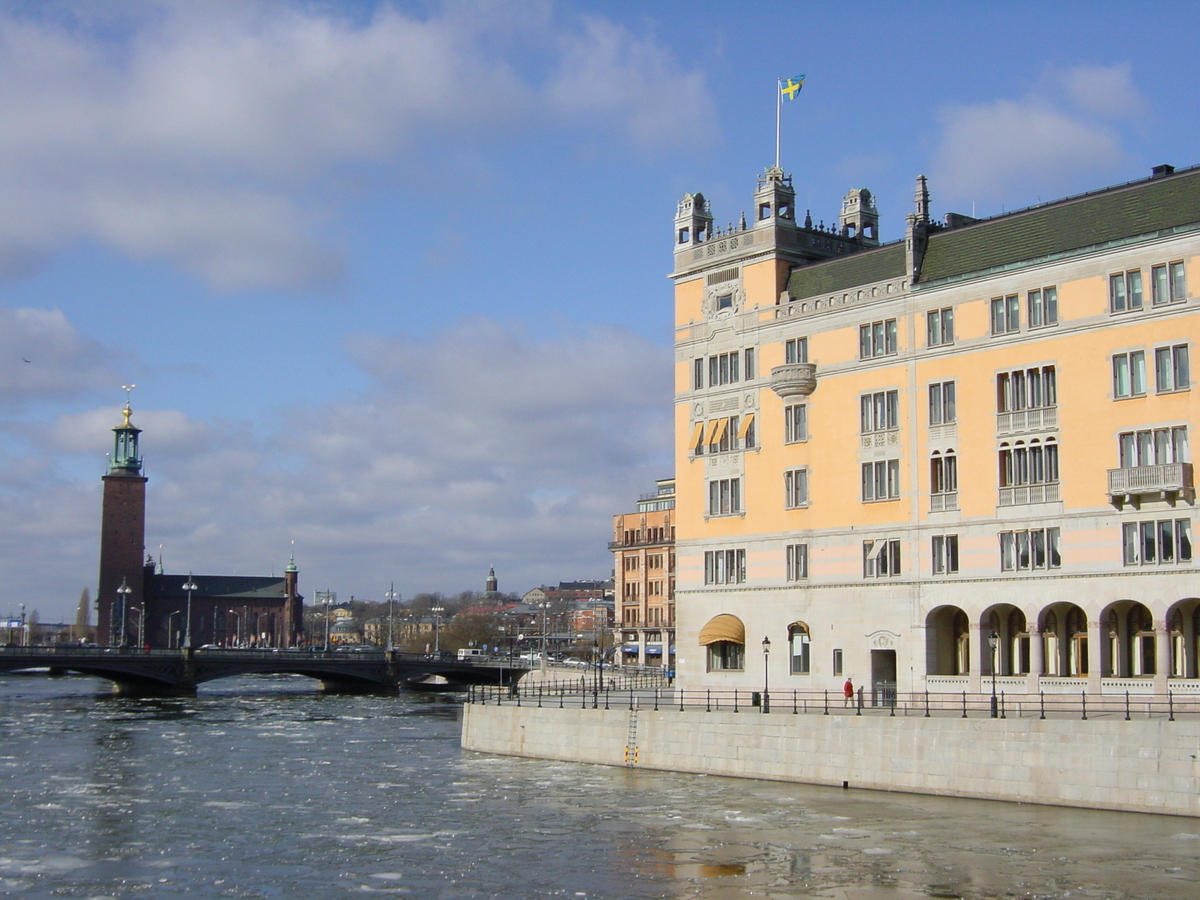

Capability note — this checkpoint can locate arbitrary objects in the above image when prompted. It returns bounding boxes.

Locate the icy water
[0,675,1197,900]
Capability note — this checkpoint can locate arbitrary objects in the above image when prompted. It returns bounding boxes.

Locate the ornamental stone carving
[770,363,817,398]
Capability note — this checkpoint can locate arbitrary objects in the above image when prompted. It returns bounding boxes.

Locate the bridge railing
[465,685,1200,720]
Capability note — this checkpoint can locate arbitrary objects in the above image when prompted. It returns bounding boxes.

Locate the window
[1155,344,1190,393]
[785,543,808,581]
[1118,427,1189,468]
[784,337,808,364]
[784,404,808,443]
[704,549,746,584]
[744,347,756,380]
[863,539,901,578]
[999,440,1059,487]
[832,648,843,677]
[647,554,663,569]
[999,527,1061,571]
[1028,286,1058,327]
[707,641,744,671]
[997,366,1056,412]
[707,477,742,516]
[931,451,957,494]
[693,358,704,390]
[784,468,809,509]
[929,381,956,425]
[788,623,811,674]
[716,294,733,311]
[1151,261,1187,305]
[624,556,639,571]
[859,319,897,358]
[1112,351,1147,398]
[932,535,959,575]
[1109,270,1143,312]
[1122,519,1192,565]
[860,390,899,434]
[990,294,1019,334]
[708,352,740,387]
[927,308,954,346]
[862,459,900,502]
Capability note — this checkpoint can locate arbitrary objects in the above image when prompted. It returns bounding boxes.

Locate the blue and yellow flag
[780,75,805,102]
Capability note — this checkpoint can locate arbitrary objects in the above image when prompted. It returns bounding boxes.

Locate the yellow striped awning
[688,422,704,449]
[704,419,722,444]
[712,417,729,444]
[737,413,755,440]
[698,614,745,646]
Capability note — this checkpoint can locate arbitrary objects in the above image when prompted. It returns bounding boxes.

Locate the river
[1,673,1196,899]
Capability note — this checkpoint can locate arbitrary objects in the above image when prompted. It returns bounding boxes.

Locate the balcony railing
[770,362,817,398]
[997,406,1057,435]
[1107,462,1194,500]
[998,482,1060,506]
[929,492,959,512]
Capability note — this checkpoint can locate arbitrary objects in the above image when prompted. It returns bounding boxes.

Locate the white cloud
[0,1,714,291]
[931,64,1143,209]
[4,317,672,619]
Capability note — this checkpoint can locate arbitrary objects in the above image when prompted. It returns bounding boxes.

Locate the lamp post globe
[988,630,999,718]
[115,578,133,649]
[181,575,198,650]
[761,635,771,714]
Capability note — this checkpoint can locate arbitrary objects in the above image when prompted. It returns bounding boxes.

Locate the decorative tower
[753,166,796,224]
[486,566,498,595]
[839,188,880,246]
[674,192,713,247]
[97,397,147,646]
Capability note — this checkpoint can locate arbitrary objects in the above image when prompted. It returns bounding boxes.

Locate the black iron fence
[467,682,1200,720]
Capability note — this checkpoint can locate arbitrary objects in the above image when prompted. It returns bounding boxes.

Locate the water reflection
[0,674,1197,900]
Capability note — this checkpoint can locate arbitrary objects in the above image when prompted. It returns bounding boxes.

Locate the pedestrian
[843,677,854,707]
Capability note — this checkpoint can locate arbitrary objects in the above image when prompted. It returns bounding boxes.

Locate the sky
[2,0,1198,622]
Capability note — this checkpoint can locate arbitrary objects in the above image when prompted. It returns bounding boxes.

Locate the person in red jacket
[843,677,854,707]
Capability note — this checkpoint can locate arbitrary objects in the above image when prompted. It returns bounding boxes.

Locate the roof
[919,166,1200,284]
[784,242,905,300]
[151,573,290,601]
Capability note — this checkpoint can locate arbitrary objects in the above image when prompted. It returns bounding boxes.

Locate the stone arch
[1040,603,1088,676]
[926,605,969,675]
[981,604,1029,675]
[1101,600,1156,677]
[1166,598,1200,678]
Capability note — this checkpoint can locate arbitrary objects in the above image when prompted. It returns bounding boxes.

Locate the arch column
[1087,618,1103,692]
[1027,625,1044,693]
[967,622,985,693]
[1155,619,1172,693]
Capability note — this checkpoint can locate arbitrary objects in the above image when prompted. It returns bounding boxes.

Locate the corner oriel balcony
[1108,462,1195,505]
[770,362,817,399]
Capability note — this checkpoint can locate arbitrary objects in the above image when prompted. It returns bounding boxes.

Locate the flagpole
[775,79,781,169]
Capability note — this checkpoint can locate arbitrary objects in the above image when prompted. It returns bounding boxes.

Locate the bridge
[0,646,529,697]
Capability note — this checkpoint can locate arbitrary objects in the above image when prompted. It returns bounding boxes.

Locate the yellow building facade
[673,164,1199,701]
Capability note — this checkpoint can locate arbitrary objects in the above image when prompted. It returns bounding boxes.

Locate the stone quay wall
[461,703,1200,817]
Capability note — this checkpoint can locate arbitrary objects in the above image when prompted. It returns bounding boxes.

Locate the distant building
[610,478,676,666]
[673,161,1200,698]
[96,403,303,648]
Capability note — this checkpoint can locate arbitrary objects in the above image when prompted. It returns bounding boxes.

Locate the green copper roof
[919,167,1200,284]
[784,241,906,300]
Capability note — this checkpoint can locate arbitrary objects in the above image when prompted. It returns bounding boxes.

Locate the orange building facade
[672,163,1200,700]
[610,479,676,666]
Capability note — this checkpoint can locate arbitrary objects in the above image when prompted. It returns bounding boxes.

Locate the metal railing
[466,684,1200,721]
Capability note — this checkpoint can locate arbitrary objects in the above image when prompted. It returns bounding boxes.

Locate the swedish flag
[780,75,805,102]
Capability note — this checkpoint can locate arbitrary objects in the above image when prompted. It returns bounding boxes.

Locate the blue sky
[2,0,1198,622]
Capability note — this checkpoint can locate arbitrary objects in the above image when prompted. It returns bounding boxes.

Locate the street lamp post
[228,610,241,647]
[762,635,771,714]
[182,574,198,650]
[431,606,445,654]
[384,583,399,651]
[323,591,332,652]
[988,630,999,718]
[167,611,181,648]
[128,605,144,649]
[19,603,26,647]
[116,579,132,649]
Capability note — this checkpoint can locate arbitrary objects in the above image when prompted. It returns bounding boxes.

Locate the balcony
[997,406,1057,436]
[998,483,1060,506]
[770,362,817,398]
[1107,462,1195,505]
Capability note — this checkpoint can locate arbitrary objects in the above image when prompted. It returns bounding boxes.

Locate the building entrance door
[871,649,897,707]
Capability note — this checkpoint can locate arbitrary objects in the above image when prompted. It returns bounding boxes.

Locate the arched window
[699,614,745,672]
[788,623,811,674]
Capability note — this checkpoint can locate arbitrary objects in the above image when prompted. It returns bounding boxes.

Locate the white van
[456,648,485,661]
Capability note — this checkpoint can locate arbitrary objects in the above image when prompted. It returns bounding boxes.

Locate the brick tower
[97,401,147,646]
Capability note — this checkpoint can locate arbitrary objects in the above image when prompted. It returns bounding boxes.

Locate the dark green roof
[919,167,1200,284]
[784,241,906,300]
[151,573,288,601]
